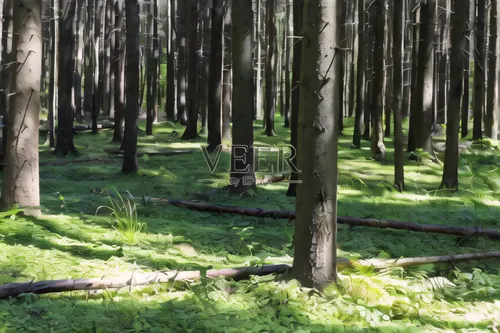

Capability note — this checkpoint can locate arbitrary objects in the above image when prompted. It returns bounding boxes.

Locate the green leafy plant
[96,189,146,243]
[232,226,259,256]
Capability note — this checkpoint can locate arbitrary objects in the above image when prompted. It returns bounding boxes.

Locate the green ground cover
[0,117,499,332]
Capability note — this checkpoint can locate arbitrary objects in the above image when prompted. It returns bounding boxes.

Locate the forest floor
[0,116,499,332]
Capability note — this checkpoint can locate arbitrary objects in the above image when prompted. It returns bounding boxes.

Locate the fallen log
[358,251,500,269]
[0,264,291,299]
[130,197,500,241]
[104,149,197,157]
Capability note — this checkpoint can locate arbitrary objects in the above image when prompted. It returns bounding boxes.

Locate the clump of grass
[96,189,146,243]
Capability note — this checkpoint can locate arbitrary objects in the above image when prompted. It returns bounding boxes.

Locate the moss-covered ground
[0,116,499,332]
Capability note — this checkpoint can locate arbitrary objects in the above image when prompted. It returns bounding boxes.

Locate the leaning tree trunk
[370,0,386,161]
[293,0,341,289]
[229,0,255,193]
[1,0,42,216]
[441,0,468,189]
[411,0,436,154]
[207,0,224,151]
[181,0,199,140]
[122,0,140,174]
[264,0,276,136]
[112,0,125,143]
[56,0,77,155]
[285,0,302,197]
[473,0,486,140]
[393,0,405,192]
[486,0,499,139]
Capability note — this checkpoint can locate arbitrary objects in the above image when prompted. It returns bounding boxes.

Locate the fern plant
[96,189,146,243]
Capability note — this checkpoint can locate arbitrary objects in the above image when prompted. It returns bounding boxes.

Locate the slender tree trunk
[73,0,84,123]
[486,0,499,139]
[441,0,468,189]
[56,0,77,155]
[284,0,292,128]
[352,0,365,149]
[264,0,276,136]
[370,0,386,161]
[473,0,486,140]
[411,0,436,154]
[48,0,58,148]
[221,0,232,142]
[112,0,125,143]
[175,0,188,125]
[199,0,211,135]
[407,4,420,152]
[146,0,159,135]
[229,0,255,193]
[384,0,393,138]
[102,0,112,118]
[286,0,302,197]
[293,0,341,289]
[255,0,263,121]
[165,0,176,121]
[393,0,405,192]
[92,0,103,133]
[122,0,140,174]
[461,0,470,138]
[181,0,199,140]
[207,0,224,151]
[0,0,13,167]
[1,0,42,216]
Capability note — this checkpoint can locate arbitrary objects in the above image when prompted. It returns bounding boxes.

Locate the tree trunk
[411,0,436,154]
[1,0,42,216]
[0,0,13,167]
[56,0,77,155]
[229,0,255,193]
[293,0,341,289]
[461,0,470,138]
[264,0,276,136]
[221,0,232,142]
[284,2,292,128]
[181,0,199,140]
[473,0,485,140]
[441,0,468,189]
[165,0,176,122]
[146,0,159,135]
[48,0,58,149]
[207,0,224,151]
[112,0,125,143]
[101,0,111,118]
[486,0,499,139]
[92,0,103,133]
[122,0,139,174]
[370,0,386,161]
[255,0,263,121]
[285,0,302,197]
[393,0,405,192]
[175,0,188,125]
[352,0,365,149]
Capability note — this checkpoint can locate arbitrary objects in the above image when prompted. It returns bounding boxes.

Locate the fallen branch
[0,264,291,299]
[130,198,500,241]
[358,251,500,269]
[104,149,197,157]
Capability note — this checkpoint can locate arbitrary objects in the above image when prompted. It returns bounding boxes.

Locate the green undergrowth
[0,115,499,332]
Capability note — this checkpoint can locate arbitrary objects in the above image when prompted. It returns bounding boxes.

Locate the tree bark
[1,0,42,216]
[461,0,471,138]
[175,0,188,125]
[283,1,292,128]
[112,0,125,143]
[473,0,486,140]
[48,0,58,149]
[229,0,255,193]
[180,0,199,140]
[486,0,499,139]
[122,0,140,174]
[352,0,365,149]
[146,0,159,136]
[207,0,224,151]
[292,0,341,289]
[165,0,176,122]
[221,0,232,142]
[0,0,13,168]
[264,0,276,136]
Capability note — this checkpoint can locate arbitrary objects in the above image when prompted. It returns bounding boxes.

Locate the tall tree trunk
[293,0,341,289]
[407,4,420,152]
[283,0,292,128]
[229,0,255,193]
[175,0,188,125]
[199,0,211,135]
[370,0,386,161]
[441,0,468,189]
[1,0,42,216]
[486,0,499,139]
[73,0,84,123]
[0,0,13,167]
[102,0,112,118]
[393,0,404,192]
[122,0,140,174]
[112,0,125,143]
[221,0,232,142]
[207,0,224,151]
[264,0,276,136]
[286,0,302,197]
[473,0,485,140]
[352,0,365,149]
[48,0,58,149]
[165,0,176,121]
[56,0,77,155]
[255,0,263,121]
[92,0,103,133]
[461,0,471,138]
[411,0,436,154]
[146,0,159,135]
[181,0,199,140]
